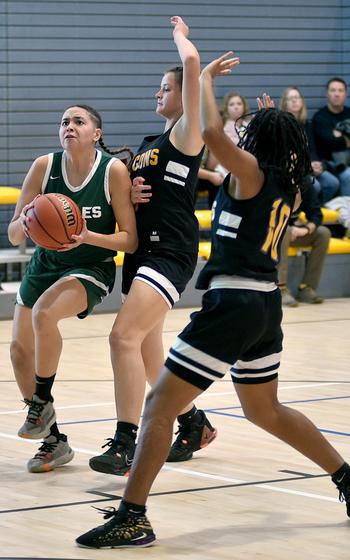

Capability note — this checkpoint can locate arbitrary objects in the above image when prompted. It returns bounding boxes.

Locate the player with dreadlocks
[76,52,350,549]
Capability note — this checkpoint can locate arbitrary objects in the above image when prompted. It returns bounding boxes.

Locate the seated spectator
[280,86,340,203]
[220,91,251,145]
[277,183,331,306]
[312,78,350,198]
[196,92,252,209]
[196,146,225,209]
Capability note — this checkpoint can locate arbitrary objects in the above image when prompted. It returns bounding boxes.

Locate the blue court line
[207,394,350,412]
[58,395,350,439]
[206,395,350,438]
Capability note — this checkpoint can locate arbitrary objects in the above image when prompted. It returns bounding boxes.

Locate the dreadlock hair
[238,108,312,194]
[68,104,134,169]
[164,66,183,89]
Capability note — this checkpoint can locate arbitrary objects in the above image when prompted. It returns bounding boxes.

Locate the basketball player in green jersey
[8,105,137,473]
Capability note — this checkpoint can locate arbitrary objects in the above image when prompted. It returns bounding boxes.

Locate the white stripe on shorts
[16,288,24,305]
[135,266,180,308]
[209,275,277,292]
[170,337,231,381]
[231,352,281,380]
[70,273,109,294]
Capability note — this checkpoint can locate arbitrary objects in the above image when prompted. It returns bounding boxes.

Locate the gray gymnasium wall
[1,0,349,189]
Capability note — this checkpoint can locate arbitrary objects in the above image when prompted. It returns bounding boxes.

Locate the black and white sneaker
[89,433,136,476]
[167,410,217,462]
[332,472,350,517]
[76,508,156,549]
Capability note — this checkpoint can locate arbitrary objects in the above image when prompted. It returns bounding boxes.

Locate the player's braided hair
[98,139,134,169]
[71,104,134,168]
[239,108,312,193]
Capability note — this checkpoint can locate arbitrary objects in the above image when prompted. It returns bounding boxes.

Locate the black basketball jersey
[197,172,296,288]
[130,128,204,254]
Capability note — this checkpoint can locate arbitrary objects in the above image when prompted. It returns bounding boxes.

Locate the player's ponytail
[98,139,134,169]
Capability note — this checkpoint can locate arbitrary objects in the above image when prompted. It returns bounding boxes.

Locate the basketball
[26,193,83,250]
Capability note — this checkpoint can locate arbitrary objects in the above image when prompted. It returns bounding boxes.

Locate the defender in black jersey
[89,16,217,480]
[8,105,137,474]
[77,53,350,549]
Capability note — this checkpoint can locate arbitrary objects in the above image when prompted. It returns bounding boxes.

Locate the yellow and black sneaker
[76,507,156,549]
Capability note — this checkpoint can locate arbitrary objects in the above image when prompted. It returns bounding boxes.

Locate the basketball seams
[46,194,74,243]
[26,193,83,250]
[30,207,65,248]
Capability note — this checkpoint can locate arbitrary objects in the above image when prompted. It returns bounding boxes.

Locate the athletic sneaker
[332,473,350,517]
[167,410,217,462]
[76,507,156,549]
[280,286,298,307]
[27,433,74,473]
[89,433,136,476]
[296,286,324,304]
[18,394,56,439]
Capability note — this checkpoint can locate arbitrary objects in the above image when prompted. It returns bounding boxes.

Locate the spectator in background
[277,182,331,306]
[280,86,340,203]
[196,146,225,208]
[312,78,350,197]
[220,91,251,145]
[196,92,251,209]
[213,91,252,181]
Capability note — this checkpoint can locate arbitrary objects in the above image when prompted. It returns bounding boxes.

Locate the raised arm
[199,52,264,199]
[8,155,48,246]
[170,16,203,155]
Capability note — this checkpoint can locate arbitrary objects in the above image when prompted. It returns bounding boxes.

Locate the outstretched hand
[171,16,189,38]
[201,51,240,79]
[256,93,275,110]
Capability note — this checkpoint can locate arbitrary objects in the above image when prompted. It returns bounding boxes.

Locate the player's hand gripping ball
[25,193,83,250]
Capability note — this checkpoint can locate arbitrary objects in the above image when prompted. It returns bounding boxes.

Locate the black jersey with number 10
[197,171,296,288]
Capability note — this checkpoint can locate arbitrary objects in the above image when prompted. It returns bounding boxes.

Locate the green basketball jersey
[36,150,118,265]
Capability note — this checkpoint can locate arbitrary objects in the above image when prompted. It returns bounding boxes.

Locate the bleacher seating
[194,208,350,259]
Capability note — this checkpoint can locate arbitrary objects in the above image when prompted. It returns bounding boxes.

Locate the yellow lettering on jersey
[261,198,291,261]
[150,148,159,165]
[131,149,159,171]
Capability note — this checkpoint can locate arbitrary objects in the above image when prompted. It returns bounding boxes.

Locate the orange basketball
[26,193,83,250]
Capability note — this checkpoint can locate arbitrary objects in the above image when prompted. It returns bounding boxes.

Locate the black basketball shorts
[165,287,283,389]
[122,249,198,308]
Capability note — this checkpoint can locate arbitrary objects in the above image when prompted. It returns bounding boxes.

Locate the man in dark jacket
[312,78,350,197]
[278,183,331,306]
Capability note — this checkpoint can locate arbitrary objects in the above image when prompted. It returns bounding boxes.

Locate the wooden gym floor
[1,299,350,559]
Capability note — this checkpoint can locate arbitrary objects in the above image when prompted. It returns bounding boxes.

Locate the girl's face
[227,96,245,120]
[155,72,183,119]
[285,89,304,116]
[59,107,101,151]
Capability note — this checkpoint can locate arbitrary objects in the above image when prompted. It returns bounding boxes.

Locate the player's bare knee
[109,326,136,353]
[10,339,31,369]
[144,389,176,427]
[32,304,52,331]
[242,400,280,428]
